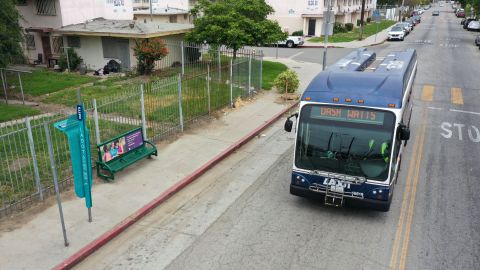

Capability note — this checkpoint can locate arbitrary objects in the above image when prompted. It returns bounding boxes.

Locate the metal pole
[248,53,252,96]
[217,49,221,81]
[140,84,147,140]
[93,99,101,145]
[149,0,153,22]
[359,0,366,40]
[322,0,332,70]
[207,64,211,115]
[181,41,185,75]
[177,74,184,132]
[375,21,379,42]
[17,72,25,105]
[259,51,263,90]
[275,43,279,59]
[44,123,69,247]
[230,59,233,108]
[26,117,43,200]
[64,47,71,72]
[1,69,8,104]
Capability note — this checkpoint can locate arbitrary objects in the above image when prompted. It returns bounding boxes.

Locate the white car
[387,26,406,41]
[278,36,305,48]
[467,20,480,31]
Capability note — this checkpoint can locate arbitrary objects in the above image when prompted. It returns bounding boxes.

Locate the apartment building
[132,0,196,24]
[266,0,376,37]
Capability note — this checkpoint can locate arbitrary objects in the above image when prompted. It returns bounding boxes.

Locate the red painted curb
[299,45,338,48]
[52,101,300,270]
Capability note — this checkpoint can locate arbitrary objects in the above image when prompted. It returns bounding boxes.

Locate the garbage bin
[79,63,87,75]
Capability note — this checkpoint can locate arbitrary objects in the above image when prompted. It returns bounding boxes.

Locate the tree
[0,0,24,68]
[187,0,287,58]
[133,38,169,75]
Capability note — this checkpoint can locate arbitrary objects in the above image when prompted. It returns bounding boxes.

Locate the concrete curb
[52,101,300,270]
[298,45,340,48]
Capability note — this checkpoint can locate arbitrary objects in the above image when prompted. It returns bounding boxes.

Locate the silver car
[467,20,480,31]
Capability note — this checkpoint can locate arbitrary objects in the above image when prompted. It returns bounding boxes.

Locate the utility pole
[322,0,333,71]
[359,0,366,40]
[150,0,153,22]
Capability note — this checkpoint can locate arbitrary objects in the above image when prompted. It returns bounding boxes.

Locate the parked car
[461,18,467,25]
[276,36,305,48]
[456,9,465,17]
[467,20,480,31]
[413,15,421,23]
[475,35,480,47]
[433,10,440,16]
[406,17,417,26]
[397,22,412,34]
[463,18,476,29]
[387,26,406,41]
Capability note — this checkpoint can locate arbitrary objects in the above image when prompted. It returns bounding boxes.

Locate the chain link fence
[0,44,263,218]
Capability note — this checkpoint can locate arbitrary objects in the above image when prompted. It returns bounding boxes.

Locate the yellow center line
[451,87,464,105]
[398,110,428,270]
[421,85,434,102]
[388,110,426,270]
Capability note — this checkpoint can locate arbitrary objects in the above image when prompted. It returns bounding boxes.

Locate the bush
[291,30,303,36]
[356,19,361,26]
[366,17,372,23]
[273,70,299,94]
[345,23,354,31]
[333,22,347,33]
[58,48,82,71]
[133,38,169,75]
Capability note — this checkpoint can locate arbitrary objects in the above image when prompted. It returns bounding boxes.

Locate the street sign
[373,10,381,22]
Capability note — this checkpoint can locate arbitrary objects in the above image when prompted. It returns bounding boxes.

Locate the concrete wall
[59,0,133,26]
[68,36,104,70]
[17,0,63,29]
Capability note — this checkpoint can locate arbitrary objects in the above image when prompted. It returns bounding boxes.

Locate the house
[132,0,196,24]
[54,18,193,71]
[16,0,133,66]
[265,0,376,37]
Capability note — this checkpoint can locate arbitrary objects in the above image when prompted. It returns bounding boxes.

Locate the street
[75,6,480,270]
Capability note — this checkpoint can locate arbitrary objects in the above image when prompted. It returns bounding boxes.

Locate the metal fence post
[1,69,8,104]
[177,74,184,132]
[26,117,43,200]
[260,51,263,90]
[140,84,147,140]
[44,123,69,247]
[248,52,252,96]
[181,41,185,75]
[217,48,221,81]
[230,59,233,108]
[92,99,101,145]
[17,72,25,105]
[207,64,211,115]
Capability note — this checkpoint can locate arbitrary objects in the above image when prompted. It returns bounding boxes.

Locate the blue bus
[284,48,417,211]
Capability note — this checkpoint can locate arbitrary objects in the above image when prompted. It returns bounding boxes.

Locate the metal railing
[0,44,263,217]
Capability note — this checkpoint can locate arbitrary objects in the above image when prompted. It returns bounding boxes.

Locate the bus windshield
[295,105,396,181]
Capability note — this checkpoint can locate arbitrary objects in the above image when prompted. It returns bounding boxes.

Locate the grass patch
[262,61,288,90]
[5,70,98,96]
[0,104,41,122]
[308,20,396,43]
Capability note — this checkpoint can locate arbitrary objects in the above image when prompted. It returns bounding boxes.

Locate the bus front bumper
[290,184,391,212]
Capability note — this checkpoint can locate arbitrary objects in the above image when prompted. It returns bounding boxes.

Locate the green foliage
[58,48,83,71]
[134,38,169,75]
[333,22,347,33]
[262,60,288,90]
[187,0,287,57]
[291,30,304,36]
[345,23,354,31]
[0,104,40,122]
[366,17,372,23]
[308,20,396,43]
[273,70,299,94]
[0,0,24,68]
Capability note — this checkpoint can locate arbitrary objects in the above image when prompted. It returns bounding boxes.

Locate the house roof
[54,17,193,38]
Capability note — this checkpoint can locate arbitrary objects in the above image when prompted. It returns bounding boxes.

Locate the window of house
[52,36,63,54]
[183,14,188,20]
[35,0,56,15]
[67,36,81,48]
[308,0,319,6]
[169,15,177,23]
[25,34,35,50]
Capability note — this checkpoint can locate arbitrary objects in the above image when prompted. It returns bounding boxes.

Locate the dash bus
[284,48,417,211]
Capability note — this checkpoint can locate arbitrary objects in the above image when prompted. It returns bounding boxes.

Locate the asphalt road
[76,5,480,270]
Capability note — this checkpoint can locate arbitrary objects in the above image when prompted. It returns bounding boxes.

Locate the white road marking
[450,109,480,116]
[427,106,442,110]
[288,51,304,59]
[440,122,480,142]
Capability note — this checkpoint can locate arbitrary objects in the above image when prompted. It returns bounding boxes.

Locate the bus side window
[391,139,402,177]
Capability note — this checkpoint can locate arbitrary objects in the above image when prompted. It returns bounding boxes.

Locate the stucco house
[132,0,196,24]
[54,18,193,71]
[266,0,376,37]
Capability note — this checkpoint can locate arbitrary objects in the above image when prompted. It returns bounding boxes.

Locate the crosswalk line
[421,85,434,102]
[451,87,464,105]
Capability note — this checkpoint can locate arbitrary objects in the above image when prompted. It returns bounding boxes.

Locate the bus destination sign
[311,106,385,125]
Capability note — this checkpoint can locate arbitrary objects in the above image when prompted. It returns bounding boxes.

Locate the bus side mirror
[284,113,298,132]
[399,124,410,141]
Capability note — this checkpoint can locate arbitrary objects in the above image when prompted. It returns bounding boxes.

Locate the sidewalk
[0,59,322,270]
[300,24,395,48]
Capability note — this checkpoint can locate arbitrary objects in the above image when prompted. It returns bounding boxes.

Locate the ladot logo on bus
[323,178,351,190]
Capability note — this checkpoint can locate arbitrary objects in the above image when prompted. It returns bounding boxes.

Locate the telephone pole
[359,0,366,40]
